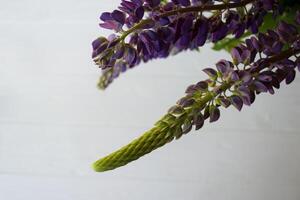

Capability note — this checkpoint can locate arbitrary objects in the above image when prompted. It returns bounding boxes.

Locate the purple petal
[230,95,243,111]
[203,68,217,78]
[159,17,170,26]
[253,81,268,93]
[168,105,185,116]
[185,84,197,94]
[285,69,296,85]
[209,106,220,123]
[111,10,126,24]
[178,0,191,6]
[181,17,193,34]
[92,37,107,50]
[146,0,160,8]
[230,71,240,81]
[257,74,272,82]
[219,97,231,108]
[195,81,208,91]
[100,12,112,21]
[211,23,228,42]
[134,6,144,20]
[216,59,233,74]
[239,71,252,85]
[124,46,137,65]
[238,86,251,106]
[194,113,204,130]
[296,58,300,72]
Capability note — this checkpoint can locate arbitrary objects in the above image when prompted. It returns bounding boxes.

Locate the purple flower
[277,21,298,43]
[285,69,296,84]
[145,0,161,8]
[211,23,228,42]
[209,105,220,123]
[216,59,233,74]
[253,81,268,93]
[178,0,191,7]
[230,95,243,111]
[231,45,251,65]
[203,68,217,79]
[194,113,204,130]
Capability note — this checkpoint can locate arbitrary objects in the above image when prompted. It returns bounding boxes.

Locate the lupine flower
[91,0,300,172]
[92,0,281,89]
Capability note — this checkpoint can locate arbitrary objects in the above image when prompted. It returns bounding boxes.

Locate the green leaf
[212,32,251,52]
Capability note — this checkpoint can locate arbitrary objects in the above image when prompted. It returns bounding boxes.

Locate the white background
[0,1,299,200]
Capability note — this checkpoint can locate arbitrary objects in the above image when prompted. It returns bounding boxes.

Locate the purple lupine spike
[93,0,284,89]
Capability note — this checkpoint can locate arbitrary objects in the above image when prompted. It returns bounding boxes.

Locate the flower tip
[92,161,107,172]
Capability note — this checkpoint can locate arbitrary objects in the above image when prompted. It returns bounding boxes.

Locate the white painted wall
[0,1,299,200]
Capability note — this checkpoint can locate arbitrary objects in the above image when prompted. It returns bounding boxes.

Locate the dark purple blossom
[209,105,220,123]
[93,0,283,89]
[230,95,243,111]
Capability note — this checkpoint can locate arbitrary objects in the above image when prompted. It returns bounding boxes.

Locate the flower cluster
[92,0,281,89]
[92,11,300,172]
[168,20,300,135]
